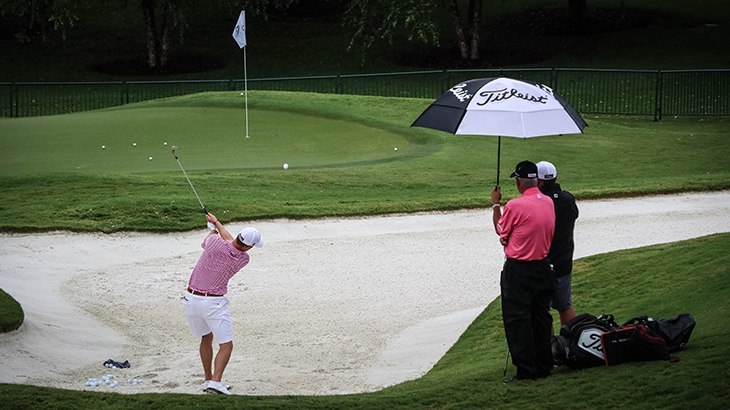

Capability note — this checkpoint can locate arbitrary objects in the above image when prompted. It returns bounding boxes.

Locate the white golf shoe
[204,380,232,395]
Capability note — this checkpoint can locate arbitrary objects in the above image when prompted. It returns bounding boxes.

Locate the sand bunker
[1,191,729,395]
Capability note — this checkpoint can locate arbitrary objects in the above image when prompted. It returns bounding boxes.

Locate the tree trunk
[568,0,587,23]
[159,2,171,67]
[141,0,159,68]
[468,0,482,60]
[447,0,469,60]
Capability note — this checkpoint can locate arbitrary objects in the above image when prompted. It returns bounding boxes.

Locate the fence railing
[2,68,728,120]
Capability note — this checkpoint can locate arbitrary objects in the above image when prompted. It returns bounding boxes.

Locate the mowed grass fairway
[1,91,728,232]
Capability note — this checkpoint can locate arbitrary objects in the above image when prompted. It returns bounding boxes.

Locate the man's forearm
[212,220,234,241]
[492,203,501,234]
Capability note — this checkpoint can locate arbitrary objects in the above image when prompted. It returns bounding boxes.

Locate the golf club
[171,145,208,214]
[503,349,510,377]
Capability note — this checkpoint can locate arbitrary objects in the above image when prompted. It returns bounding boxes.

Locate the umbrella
[411,77,588,184]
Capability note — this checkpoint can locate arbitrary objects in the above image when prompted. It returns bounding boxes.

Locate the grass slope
[2,233,729,408]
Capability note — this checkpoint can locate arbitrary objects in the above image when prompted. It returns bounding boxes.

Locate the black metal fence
[2,68,728,120]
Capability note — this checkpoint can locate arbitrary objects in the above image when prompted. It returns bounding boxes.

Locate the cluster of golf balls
[84,374,142,388]
[100,141,170,161]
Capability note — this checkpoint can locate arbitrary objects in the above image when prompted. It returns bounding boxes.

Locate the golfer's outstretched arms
[206,213,234,241]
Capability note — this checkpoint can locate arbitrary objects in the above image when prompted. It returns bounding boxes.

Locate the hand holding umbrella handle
[491,185,502,206]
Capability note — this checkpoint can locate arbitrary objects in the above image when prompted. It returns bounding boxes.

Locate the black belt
[187,287,224,297]
[506,258,548,264]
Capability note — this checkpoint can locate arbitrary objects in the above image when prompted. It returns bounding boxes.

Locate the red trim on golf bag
[601,324,670,366]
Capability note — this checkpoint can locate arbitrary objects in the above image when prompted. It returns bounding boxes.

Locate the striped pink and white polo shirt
[187,234,250,295]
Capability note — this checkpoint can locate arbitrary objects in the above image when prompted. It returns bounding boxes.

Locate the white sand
[1,191,729,395]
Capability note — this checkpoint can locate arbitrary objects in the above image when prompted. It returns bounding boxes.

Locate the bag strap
[623,315,650,326]
[597,313,619,329]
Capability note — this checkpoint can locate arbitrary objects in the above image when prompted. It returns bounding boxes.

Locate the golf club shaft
[171,149,208,214]
[503,349,510,377]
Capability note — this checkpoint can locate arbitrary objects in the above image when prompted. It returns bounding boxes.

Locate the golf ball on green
[148,156,152,161]
[133,143,137,147]
[102,145,106,149]
[283,163,289,169]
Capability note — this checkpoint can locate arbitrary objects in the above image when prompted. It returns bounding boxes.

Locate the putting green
[0,106,411,174]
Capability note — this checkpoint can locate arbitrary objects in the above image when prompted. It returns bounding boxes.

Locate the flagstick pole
[243,46,250,138]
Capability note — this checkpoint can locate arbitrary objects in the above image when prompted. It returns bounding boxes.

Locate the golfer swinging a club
[183,212,263,395]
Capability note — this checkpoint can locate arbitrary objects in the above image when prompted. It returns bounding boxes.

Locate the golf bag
[622,314,696,353]
[553,312,693,369]
[552,313,618,370]
[601,322,669,366]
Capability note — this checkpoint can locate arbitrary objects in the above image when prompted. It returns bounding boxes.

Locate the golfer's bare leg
[200,333,214,381]
[211,341,233,382]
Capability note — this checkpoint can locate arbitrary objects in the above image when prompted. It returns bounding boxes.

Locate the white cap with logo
[238,227,264,248]
[536,161,558,180]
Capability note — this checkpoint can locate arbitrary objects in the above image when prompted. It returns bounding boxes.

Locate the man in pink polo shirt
[491,160,555,383]
[183,212,263,395]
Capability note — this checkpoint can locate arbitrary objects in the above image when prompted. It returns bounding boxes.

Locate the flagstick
[243,46,250,138]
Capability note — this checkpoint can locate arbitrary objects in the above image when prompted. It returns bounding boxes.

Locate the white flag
[232,10,246,48]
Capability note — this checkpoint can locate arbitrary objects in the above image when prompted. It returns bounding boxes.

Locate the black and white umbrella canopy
[411,77,587,182]
[412,77,587,137]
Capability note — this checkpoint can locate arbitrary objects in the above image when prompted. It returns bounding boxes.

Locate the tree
[139,0,297,69]
[343,0,484,62]
[1,0,298,69]
[0,0,80,43]
[141,0,176,68]
[446,0,482,60]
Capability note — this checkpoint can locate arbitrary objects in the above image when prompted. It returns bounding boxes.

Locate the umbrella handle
[496,136,501,187]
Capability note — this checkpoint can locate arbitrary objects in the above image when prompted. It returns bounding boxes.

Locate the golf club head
[171,145,178,159]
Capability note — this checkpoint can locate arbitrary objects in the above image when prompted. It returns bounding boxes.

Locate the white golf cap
[238,227,263,248]
[536,161,558,180]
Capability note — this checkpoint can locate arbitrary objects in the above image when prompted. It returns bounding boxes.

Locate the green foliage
[2,233,729,408]
[0,289,24,332]
[0,0,81,43]
[343,0,442,49]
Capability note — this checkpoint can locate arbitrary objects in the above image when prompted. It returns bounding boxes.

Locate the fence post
[10,83,17,118]
[551,68,558,89]
[654,70,662,122]
[441,69,449,95]
[121,82,128,105]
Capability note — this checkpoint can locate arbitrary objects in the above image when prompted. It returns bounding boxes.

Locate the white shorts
[183,292,234,344]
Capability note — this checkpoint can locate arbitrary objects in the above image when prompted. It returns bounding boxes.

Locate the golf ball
[133,143,137,147]
[163,142,168,146]
[283,163,289,169]
[394,147,398,151]
[149,156,153,161]
[102,145,106,149]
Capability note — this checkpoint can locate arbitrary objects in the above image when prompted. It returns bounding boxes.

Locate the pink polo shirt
[496,186,555,261]
[187,234,250,295]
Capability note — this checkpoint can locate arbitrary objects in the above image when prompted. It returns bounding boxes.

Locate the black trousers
[500,258,555,379]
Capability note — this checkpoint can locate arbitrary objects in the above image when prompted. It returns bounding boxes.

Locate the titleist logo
[476,85,552,106]
[449,83,473,102]
[577,329,605,359]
